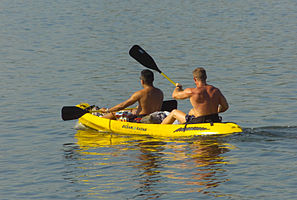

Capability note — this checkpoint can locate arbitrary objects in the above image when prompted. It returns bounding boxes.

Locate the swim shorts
[185,114,222,124]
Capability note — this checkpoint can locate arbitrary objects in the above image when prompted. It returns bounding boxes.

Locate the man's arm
[172,83,192,100]
[217,89,229,113]
[108,92,140,112]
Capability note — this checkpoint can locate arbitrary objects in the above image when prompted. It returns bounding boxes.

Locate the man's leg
[161,109,187,124]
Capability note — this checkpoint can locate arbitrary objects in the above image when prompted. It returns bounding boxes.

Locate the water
[0,0,296,199]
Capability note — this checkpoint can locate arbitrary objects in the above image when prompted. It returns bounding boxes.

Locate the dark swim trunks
[128,114,148,123]
[185,114,222,124]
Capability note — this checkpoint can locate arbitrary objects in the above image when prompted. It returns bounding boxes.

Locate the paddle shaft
[90,107,135,113]
[160,72,176,86]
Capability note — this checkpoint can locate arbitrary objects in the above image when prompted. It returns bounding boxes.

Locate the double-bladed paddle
[61,106,135,121]
[61,100,177,121]
[129,45,176,86]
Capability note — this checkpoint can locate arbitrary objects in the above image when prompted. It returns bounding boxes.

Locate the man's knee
[171,109,178,114]
[170,109,178,116]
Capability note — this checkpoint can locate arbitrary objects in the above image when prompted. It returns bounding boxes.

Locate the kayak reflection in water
[99,69,164,122]
[72,131,233,198]
[162,67,229,124]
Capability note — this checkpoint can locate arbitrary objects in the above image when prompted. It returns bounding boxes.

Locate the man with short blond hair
[162,67,229,124]
[192,67,207,81]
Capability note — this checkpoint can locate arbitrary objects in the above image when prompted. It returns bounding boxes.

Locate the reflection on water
[63,130,237,199]
[134,141,166,199]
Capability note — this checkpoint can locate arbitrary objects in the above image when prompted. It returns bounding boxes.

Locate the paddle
[129,45,176,86]
[62,106,89,121]
[61,106,135,121]
[61,100,177,121]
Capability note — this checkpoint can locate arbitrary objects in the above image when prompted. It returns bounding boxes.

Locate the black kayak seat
[161,100,177,112]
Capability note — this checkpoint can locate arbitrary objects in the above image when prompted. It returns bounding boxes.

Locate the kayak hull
[77,104,243,137]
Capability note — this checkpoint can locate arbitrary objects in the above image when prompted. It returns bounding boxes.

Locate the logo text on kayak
[122,125,147,131]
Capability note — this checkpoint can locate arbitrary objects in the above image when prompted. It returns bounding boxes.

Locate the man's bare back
[161,67,229,124]
[188,85,228,117]
[133,86,164,115]
[100,69,164,120]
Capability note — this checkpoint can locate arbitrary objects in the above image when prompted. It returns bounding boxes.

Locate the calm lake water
[1,0,296,199]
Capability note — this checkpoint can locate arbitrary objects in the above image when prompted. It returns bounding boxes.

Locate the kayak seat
[161,100,177,112]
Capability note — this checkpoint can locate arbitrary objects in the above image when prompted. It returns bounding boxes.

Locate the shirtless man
[161,67,229,124]
[100,69,164,121]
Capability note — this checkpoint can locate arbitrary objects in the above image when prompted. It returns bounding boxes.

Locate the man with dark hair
[100,69,164,121]
[140,69,154,84]
[161,67,229,124]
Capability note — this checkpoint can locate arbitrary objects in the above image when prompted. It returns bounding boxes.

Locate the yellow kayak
[75,104,243,137]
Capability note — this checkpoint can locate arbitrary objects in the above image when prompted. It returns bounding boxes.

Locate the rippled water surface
[1,0,296,199]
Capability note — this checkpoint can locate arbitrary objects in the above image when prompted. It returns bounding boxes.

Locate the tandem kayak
[68,103,243,137]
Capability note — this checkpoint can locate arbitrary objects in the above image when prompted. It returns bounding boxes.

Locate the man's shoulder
[206,84,220,91]
[134,88,146,95]
[131,89,145,98]
[135,87,163,95]
[154,87,164,93]
[148,86,164,93]
[206,85,224,97]
[206,84,216,88]
[185,87,195,92]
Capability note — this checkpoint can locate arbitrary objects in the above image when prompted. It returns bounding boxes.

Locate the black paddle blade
[61,106,88,121]
[161,100,177,112]
[129,45,161,73]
